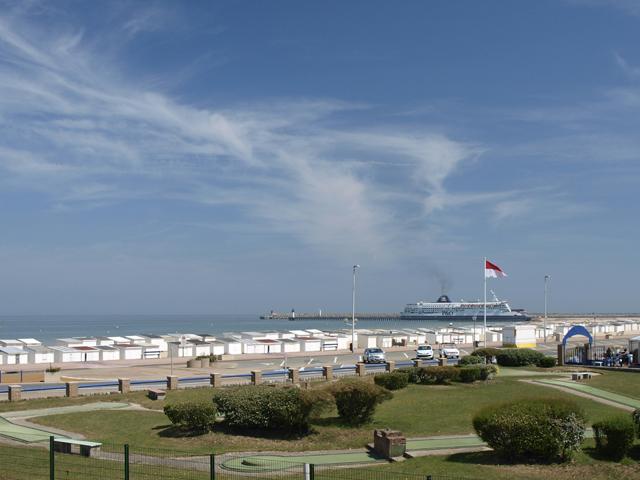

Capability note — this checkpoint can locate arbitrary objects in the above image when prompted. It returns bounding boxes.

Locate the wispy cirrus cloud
[0,10,495,261]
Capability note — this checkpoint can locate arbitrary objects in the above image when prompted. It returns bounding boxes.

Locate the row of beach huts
[1,318,639,366]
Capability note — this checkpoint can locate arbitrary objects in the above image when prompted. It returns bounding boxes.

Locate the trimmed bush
[164,402,217,432]
[471,348,501,361]
[419,366,461,384]
[495,348,545,367]
[593,415,636,460]
[480,364,499,380]
[537,356,556,368]
[633,408,640,439]
[459,366,482,383]
[329,379,392,425]
[213,385,323,433]
[374,371,409,390]
[473,398,586,462]
[458,355,484,366]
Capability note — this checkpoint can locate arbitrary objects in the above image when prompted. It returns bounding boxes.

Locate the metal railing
[0,437,476,480]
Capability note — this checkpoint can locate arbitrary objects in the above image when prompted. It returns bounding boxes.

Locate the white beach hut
[26,346,55,364]
[117,344,144,360]
[96,345,120,361]
[219,337,242,355]
[210,341,225,356]
[280,338,301,353]
[49,346,83,363]
[74,346,101,362]
[0,346,29,365]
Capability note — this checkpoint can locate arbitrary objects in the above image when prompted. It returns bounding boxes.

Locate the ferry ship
[400,292,529,321]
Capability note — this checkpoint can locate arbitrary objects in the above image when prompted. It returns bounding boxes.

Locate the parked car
[441,344,460,359]
[415,344,434,359]
[363,347,386,364]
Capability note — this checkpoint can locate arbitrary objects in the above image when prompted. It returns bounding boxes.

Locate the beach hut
[210,341,225,356]
[188,340,212,357]
[96,345,120,361]
[26,346,55,364]
[298,337,322,352]
[257,339,282,353]
[18,338,42,347]
[49,346,83,363]
[280,338,301,353]
[117,344,144,360]
[502,325,537,348]
[0,340,23,348]
[141,344,162,359]
[219,338,242,355]
[0,346,29,365]
[74,346,100,362]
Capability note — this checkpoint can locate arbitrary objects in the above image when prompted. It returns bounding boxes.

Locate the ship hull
[399,314,530,322]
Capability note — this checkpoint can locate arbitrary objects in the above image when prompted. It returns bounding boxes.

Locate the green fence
[0,437,474,480]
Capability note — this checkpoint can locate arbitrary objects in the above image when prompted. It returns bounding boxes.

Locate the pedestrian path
[533,379,640,409]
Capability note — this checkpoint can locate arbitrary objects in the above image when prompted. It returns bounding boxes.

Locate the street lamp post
[544,275,551,343]
[351,265,360,353]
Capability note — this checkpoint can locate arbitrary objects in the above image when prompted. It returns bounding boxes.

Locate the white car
[441,345,460,359]
[415,344,434,359]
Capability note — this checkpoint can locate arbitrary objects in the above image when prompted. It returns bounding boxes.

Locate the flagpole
[483,256,487,348]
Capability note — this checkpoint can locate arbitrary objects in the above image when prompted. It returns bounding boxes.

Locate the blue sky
[0,0,639,314]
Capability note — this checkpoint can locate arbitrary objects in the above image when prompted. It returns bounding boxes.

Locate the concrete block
[118,378,130,394]
[322,365,333,381]
[385,361,395,372]
[251,370,262,385]
[413,359,423,368]
[210,373,223,388]
[438,357,447,367]
[66,382,78,398]
[288,368,300,384]
[166,375,178,390]
[356,363,366,376]
[8,385,21,402]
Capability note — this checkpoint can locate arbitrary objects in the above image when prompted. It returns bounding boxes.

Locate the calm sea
[0,314,481,344]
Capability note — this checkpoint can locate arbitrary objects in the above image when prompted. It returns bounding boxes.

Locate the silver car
[416,344,434,359]
[363,347,386,364]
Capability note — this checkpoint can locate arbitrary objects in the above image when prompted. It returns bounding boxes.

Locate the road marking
[260,362,273,366]
[333,356,338,364]
[402,352,409,358]
[306,358,314,365]
[279,360,285,367]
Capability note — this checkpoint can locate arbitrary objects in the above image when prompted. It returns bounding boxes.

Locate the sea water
[0,314,483,344]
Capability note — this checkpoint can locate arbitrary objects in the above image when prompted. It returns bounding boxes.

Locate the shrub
[398,367,421,383]
[421,366,460,384]
[633,408,640,439]
[213,385,320,433]
[329,379,392,425]
[458,365,498,383]
[495,348,545,367]
[46,366,61,373]
[459,366,482,383]
[593,415,636,460]
[195,354,217,362]
[458,355,484,366]
[164,402,217,432]
[537,356,556,368]
[473,398,586,462]
[374,371,409,390]
[471,348,501,361]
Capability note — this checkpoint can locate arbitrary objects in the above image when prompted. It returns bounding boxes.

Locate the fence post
[210,454,215,480]
[49,436,55,480]
[124,444,129,480]
[310,463,315,480]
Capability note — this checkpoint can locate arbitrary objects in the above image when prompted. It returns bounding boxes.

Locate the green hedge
[213,385,331,433]
[495,348,545,367]
[400,365,497,384]
[374,371,409,390]
[471,348,501,360]
[537,356,556,368]
[328,379,392,425]
[458,365,499,383]
[633,408,640,439]
[164,402,217,432]
[458,355,484,366]
[593,415,636,460]
[473,398,586,462]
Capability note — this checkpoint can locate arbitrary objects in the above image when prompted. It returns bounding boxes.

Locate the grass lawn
[585,370,640,399]
[30,376,623,454]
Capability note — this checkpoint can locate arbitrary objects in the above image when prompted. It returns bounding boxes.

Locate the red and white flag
[485,260,507,278]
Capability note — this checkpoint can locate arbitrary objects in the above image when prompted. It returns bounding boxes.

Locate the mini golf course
[0,402,130,443]
[533,379,640,409]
